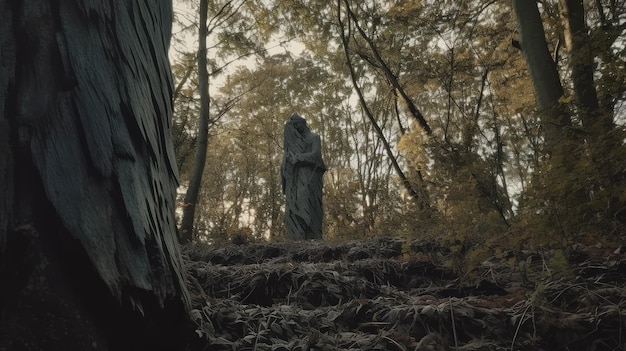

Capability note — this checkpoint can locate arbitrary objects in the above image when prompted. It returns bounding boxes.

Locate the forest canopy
[170,0,626,250]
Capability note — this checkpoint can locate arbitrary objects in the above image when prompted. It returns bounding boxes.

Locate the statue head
[290,113,307,133]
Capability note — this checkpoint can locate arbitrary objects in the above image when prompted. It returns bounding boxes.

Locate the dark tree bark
[512,0,569,134]
[512,0,600,232]
[512,0,580,171]
[561,0,613,135]
[561,0,626,223]
[180,0,210,243]
[0,1,191,350]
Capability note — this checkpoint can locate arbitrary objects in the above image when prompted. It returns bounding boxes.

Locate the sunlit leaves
[170,0,626,244]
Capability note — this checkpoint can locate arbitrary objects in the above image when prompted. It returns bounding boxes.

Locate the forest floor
[182,236,625,351]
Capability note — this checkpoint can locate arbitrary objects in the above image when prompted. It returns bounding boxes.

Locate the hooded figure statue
[281,113,326,240]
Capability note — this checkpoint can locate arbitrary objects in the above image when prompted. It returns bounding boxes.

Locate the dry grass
[182,237,626,351]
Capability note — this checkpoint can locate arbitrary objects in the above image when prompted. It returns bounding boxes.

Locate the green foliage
[170,0,626,248]
[548,249,574,280]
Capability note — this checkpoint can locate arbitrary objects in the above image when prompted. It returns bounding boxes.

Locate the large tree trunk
[0,1,191,350]
[512,0,570,140]
[561,0,626,224]
[512,0,597,233]
[560,0,608,131]
[180,0,210,243]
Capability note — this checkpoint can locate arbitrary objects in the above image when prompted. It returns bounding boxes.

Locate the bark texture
[0,1,190,349]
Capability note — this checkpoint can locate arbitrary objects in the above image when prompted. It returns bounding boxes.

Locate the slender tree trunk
[180,0,210,243]
[337,0,430,211]
[344,0,432,136]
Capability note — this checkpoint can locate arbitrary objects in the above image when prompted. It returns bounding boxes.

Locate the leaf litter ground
[182,237,625,351]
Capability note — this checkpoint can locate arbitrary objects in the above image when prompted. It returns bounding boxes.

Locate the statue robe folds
[281,114,326,240]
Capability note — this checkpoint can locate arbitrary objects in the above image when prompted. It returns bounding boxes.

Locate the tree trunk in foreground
[0,1,191,350]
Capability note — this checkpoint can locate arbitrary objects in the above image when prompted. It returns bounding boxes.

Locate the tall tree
[172,0,273,241]
[512,0,626,238]
[512,0,570,141]
[337,0,429,209]
[561,0,602,129]
[0,1,190,349]
[180,0,210,243]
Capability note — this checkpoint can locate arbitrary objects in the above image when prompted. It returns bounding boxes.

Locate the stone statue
[281,113,327,240]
